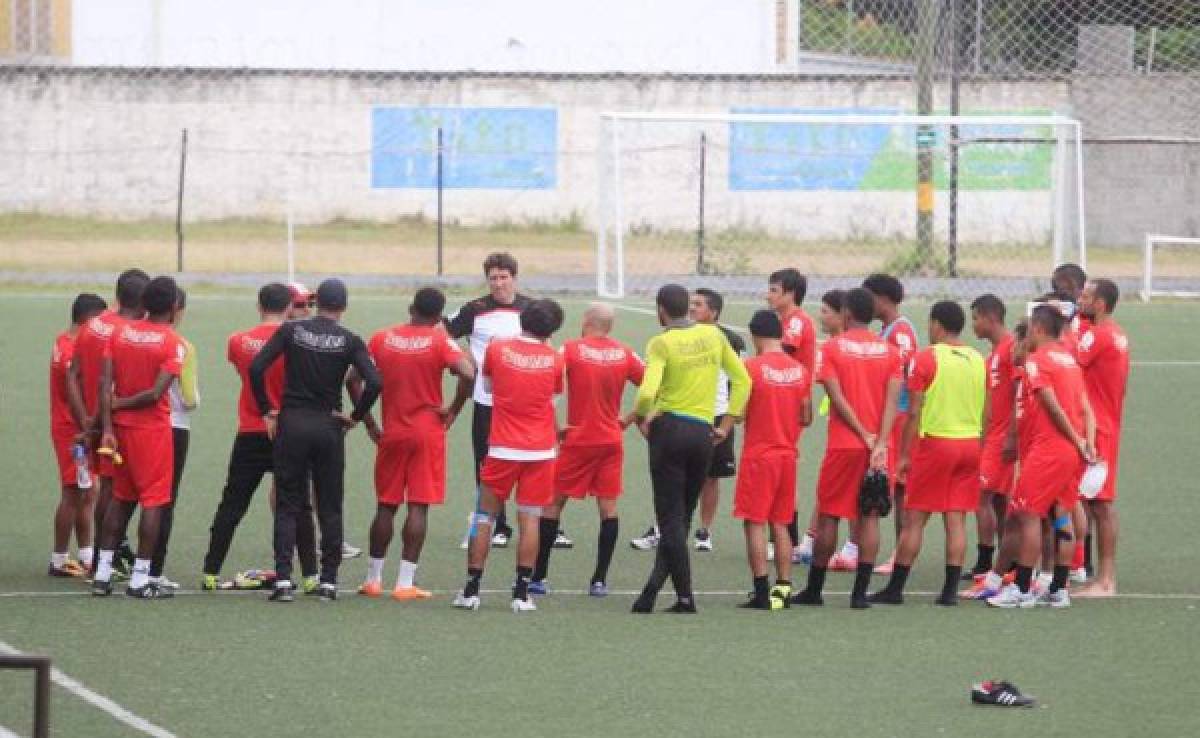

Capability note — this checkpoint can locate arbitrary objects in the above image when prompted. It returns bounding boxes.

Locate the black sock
[592,517,618,584]
[1015,565,1033,594]
[884,564,911,594]
[513,565,533,600]
[1049,564,1070,593]
[974,544,995,572]
[1083,533,1094,573]
[775,579,791,588]
[533,517,558,582]
[943,565,962,597]
[786,513,800,547]
[752,575,769,600]
[805,565,827,596]
[852,562,874,600]
[464,567,483,598]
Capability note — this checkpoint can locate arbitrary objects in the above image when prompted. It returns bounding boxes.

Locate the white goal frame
[595,111,1087,298]
[1142,233,1200,301]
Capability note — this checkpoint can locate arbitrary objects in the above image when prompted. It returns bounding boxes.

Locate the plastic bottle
[72,443,93,490]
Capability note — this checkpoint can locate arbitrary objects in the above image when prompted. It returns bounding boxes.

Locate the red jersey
[1075,319,1129,437]
[983,333,1017,444]
[110,320,184,429]
[72,310,130,416]
[483,337,564,459]
[369,323,465,438]
[227,323,286,434]
[561,335,645,447]
[742,351,811,457]
[1016,343,1086,459]
[781,307,817,374]
[49,331,77,432]
[817,327,903,450]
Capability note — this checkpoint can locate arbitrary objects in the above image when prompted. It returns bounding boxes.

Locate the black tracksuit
[249,316,381,585]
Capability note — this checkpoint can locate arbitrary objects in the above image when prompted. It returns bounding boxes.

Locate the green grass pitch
[1,290,1198,737]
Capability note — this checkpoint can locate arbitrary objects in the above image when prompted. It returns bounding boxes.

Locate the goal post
[1142,234,1200,301]
[595,110,1086,299]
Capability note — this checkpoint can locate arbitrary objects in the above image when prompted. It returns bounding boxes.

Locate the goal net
[596,111,1085,299]
[1142,234,1200,301]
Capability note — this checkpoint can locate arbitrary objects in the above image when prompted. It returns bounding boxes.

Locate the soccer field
[1,290,1198,737]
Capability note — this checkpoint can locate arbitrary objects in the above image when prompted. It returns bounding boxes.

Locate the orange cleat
[873,553,895,575]
[392,586,433,601]
[357,580,383,598]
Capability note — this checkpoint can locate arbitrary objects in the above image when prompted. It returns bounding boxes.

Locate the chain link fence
[0,0,1197,297]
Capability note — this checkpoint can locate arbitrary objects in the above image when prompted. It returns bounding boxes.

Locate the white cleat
[511,597,537,614]
[693,529,713,552]
[452,592,481,610]
[792,545,812,565]
[630,528,660,551]
[986,584,1038,609]
[150,576,180,590]
[341,542,363,560]
[1035,588,1071,609]
[491,531,510,548]
[1069,567,1088,584]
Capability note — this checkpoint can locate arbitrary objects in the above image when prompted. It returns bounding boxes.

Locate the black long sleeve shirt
[249,316,381,421]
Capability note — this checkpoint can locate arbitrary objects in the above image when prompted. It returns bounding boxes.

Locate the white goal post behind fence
[1142,234,1200,301]
[596,111,1086,299]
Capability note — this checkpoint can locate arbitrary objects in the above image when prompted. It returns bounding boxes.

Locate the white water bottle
[72,443,93,490]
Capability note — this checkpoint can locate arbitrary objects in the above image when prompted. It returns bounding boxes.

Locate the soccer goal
[1141,234,1200,301]
[595,111,1086,299]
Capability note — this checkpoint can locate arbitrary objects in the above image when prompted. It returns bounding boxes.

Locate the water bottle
[72,443,93,490]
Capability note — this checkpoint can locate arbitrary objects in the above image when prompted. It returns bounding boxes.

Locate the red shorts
[51,427,89,487]
[111,425,173,508]
[93,447,116,479]
[1010,449,1085,517]
[1092,430,1120,502]
[905,437,981,514]
[733,451,797,525]
[979,437,1015,495]
[555,443,623,499]
[888,415,907,483]
[375,433,445,506]
[816,448,871,521]
[480,456,556,507]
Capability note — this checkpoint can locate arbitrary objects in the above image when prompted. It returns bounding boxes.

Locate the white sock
[366,557,384,584]
[130,558,151,589]
[51,552,68,569]
[396,560,418,589]
[841,541,859,559]
[1037,571,1053,589]
[95,550,115,582]
[78,546,94,568]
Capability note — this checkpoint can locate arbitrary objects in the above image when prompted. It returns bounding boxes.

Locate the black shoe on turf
[631,591,657,614]
[935,592,959,606]
[317,583,337,602]
[91,579,113,597]
[789,589,824,606]
[971,680,1036,708]
[850,595,871,610]
[738,596,772,610]
[664,600,697,614]
[269,582,295,603]
[867,589,904,605]
[126,582,174,600]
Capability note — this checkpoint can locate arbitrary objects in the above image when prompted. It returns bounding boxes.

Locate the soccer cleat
[971,680,1036,708]
[341,542,363,560]
[664,600,697,614]
[770,585,791,609]
[528,580,548,596]
[317,583,337,602]
[935,592,959,607]
[789,589,824,606]
[792,546,811,566]
[867,589,904,605]
[694,529,713,552]
[153,576,180,590]
[630,528,660,551]
[491,530,510,548]
[301,576,320,595]
[1035,588,1071,609]
[827,552,858,572]
[200,574,220,591]
[873,553,895,575]
[961,579,1001,601]
[1070,567,1089,584]
[511,597,537,613]
[631,592,656,613]
[738,595,773,610]
[269,581,295,603]
[391,586,432,601]
[90,578,114,597]
[126,582,174,600]
[589,581,608,597]
[849,595,871,610]
[358,580,383,598]
[986,584,1037,609]
[453,592,481,610]
[48,562,83,578]
[553,530,574,549]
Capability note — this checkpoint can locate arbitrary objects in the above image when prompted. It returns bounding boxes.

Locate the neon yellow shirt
[635,322,750,423]
[917,342,985,439]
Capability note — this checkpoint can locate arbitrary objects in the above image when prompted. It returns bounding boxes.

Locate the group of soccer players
[46,255,1129,613]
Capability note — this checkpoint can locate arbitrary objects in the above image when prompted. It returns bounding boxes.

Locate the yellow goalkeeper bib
[919,342,986,439]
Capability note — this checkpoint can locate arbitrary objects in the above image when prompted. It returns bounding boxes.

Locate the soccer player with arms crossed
[353,288,475,600]
[531,302,644,597]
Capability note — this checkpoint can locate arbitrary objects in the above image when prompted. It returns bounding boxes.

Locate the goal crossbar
[600,112,1081,127]
[1143,234,1200,301]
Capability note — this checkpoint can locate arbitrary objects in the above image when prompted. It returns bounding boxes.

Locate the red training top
[227,323,286,434]
[369,323,465,438]
[1075,319,1130,437]
[49,331,77,432]
[110,320,184,429]
[742,351,811,457]
[1016,342,1086,459]
[483,337,564,459]
[561,335,645,447]
[817,327,903,451]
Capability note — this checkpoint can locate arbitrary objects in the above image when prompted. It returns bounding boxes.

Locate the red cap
[288,282,313,305]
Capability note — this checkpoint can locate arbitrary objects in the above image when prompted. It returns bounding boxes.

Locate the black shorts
[708,415,737,479]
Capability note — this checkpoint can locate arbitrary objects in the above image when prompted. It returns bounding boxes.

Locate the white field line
[0,640,176,738]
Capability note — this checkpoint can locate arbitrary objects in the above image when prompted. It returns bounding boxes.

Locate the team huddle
[45,254,1129,613]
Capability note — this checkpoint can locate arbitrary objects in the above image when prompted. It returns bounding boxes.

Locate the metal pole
[176,128,187,273]
[436,126,444,277]
[915,0,937,268]
[34,657,49,738]
[973,0,982,74]
[696,131,706,275]
[286,203,295,283]
[947,0,960,277]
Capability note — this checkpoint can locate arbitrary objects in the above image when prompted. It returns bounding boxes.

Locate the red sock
[1071,542,1085,569]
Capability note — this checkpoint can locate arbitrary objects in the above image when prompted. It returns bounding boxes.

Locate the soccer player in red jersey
[735,310,812,610]
[767,268,816,373]
[860,273,919,575]
[69,268,149,576]
[92,276,185,599]
[454,299,565,613]
[1074,278,1130,598]
[48,293,108,578]
[354,288,474,600]
[968,294,1016,578]
[869,301,986,607]
[988,305,1096,609]
[531,303,644,597]
[792,288,902,609]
